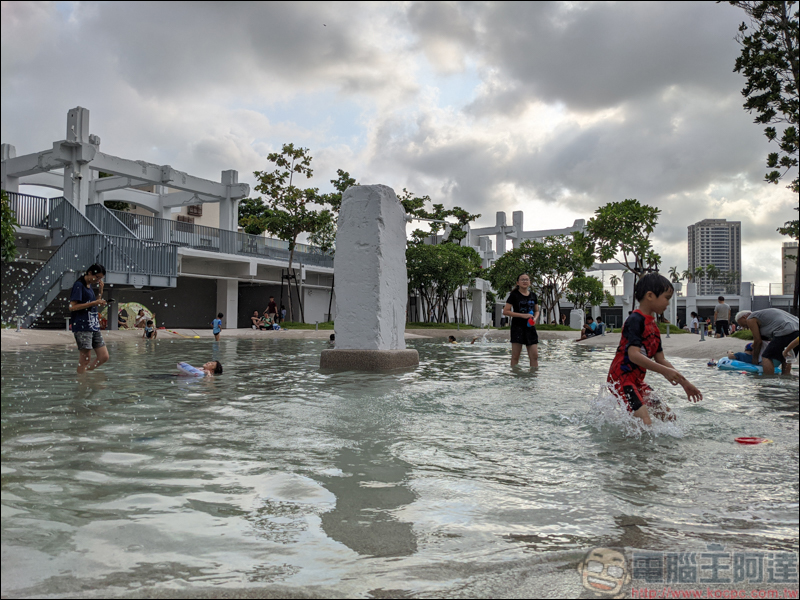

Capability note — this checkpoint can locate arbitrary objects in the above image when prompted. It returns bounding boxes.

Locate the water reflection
[319,444,417,557]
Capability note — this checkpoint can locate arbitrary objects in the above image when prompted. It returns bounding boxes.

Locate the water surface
[2,338,798,597]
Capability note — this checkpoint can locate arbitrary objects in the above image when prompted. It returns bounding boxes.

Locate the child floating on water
[607,273,702,425]
[448,335,457,343]
[178,361,223,377]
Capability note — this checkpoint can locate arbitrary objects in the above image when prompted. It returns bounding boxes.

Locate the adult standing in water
[503,273,540,367]
[69,263,109,374]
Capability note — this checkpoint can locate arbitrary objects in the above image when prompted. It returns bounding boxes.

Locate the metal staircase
[14,197,178,328]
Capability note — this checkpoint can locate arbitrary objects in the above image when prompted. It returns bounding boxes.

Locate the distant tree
[682,268,694,282]
[694,267,706,284]
[585,199,661,307]
[566,275,615,313]
[398,188,481,246]
[406,243,481,322]
[729,1,799,193]
[705,264,721,293]
[98,172,130,211]
[668,266,681,283]
[309,169,358,253]
[486,234,595,324]
[1,190,19,263]
[248,143,331,322]
[610,273,621,295]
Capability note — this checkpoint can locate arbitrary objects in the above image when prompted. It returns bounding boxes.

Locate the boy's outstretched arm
[627,347,703,402]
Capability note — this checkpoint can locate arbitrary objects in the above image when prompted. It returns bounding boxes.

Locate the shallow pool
[2,338,798,597]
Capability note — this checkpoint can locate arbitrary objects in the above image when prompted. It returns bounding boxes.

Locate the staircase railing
[86,203,137,238]
[16,234,178,326]
[4,191,50,228]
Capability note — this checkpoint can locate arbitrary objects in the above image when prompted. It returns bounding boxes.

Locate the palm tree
[682,269,693,282]
[727,270,740,294]
[668,266,680,283]
[610,274,620,295]
[705,264,720,294]
[694,266,705,284]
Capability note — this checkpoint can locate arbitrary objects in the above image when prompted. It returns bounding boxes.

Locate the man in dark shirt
[69,264,109,374]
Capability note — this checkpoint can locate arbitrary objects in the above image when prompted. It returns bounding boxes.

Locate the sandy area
[1,326,753,361]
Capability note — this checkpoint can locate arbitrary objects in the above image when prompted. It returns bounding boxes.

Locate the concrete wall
[107,276,217,330]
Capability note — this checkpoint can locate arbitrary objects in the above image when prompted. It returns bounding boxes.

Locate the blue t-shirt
[732,352,752,364]
[212,318,222,333]
[70,277,99,332]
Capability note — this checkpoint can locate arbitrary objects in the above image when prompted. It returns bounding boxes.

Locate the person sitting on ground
[178,360,223,377]
[595,316,605,335]
[142,320,157,340]
[262,312,274,328]
[135,309,148,329]
[735,309,799,375]
[577,317,597,341]
[251,311,265,330]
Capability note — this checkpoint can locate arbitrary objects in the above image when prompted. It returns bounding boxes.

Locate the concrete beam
[91,175,150,193]
[89,152,249,199]
[98,188,161,213]
[159,190,218,208]
[19,171,64,190]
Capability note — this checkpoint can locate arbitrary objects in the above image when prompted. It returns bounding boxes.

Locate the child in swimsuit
[178,361,223,377]
[142,320,157,340]
[607,273,702,425]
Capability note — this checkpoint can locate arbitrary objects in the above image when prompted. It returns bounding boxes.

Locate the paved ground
[1,326,751,360]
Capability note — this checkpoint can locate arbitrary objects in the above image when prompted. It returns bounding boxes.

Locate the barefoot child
[212,313,223,341]
[607,273,702,425]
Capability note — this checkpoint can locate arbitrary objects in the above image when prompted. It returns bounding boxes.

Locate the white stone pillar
[511,211,523,249]
[686,282,697,321]
[739,281,752,312]
[321,185,418,370]
[570,309,584,330]
[495,212,507,258]
[216,279,238,329]
[622,271,635,317]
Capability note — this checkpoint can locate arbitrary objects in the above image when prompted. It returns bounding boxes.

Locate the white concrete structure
[332,185,408,351]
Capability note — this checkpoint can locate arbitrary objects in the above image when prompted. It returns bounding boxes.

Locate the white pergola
[1,107,249,230]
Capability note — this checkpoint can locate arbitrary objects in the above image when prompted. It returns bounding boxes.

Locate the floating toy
[735,437,773,445]
[166,329,200,339]
[177,362,206,377]
[715,357,781,375]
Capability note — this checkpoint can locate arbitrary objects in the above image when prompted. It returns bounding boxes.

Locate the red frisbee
[735,437,773,445]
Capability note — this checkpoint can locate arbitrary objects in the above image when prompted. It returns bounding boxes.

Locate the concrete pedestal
[320,349,419,371]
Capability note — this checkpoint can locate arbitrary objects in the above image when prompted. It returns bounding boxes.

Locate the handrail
[47,197,101,236]
[16,234,178,321]
[86,203,137,238]
[3,191,50,228]
[111,209,334,268]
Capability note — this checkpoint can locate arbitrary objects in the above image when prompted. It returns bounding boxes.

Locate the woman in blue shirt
[69,264,109,374]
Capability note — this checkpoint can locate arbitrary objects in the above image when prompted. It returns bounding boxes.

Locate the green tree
[682,268,694,282]
[585,199,661,307]
[668,266,681,283]
[308,169,358,253]
[610,273,621,295]
[406,243,481,322]
[566,275,615,313]
[729,1,799,192]
[398,189,481,246]
[249,143,331,322]
[705,263,721,293]
[1,190,19,263]
[486,234,595,324]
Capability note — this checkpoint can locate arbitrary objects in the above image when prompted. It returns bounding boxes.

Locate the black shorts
[762,331,800,363]
[715,320,728,337]
[510,326,538,346]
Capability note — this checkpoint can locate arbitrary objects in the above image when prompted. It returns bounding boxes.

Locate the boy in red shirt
[608,273,703,425]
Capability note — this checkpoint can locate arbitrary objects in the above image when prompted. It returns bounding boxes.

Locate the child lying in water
[178,361,223,377]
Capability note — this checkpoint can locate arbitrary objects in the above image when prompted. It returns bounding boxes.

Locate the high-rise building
[687,219,742,295]
[783,241,798,296]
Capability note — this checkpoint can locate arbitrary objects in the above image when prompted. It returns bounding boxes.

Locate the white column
[622,271,635,317]
[495,212,507,258]
[1,144,19,192]
[686,282,697,320]
[216,279,238,329]
[739,281,752,312]
[511,211,523,249]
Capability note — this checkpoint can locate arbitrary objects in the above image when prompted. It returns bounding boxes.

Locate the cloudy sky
[2,1,796,291]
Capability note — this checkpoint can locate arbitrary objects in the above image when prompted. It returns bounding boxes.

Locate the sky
[1,1,796,293]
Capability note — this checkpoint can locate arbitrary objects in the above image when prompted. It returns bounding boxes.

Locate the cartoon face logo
[577,547,630,597]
